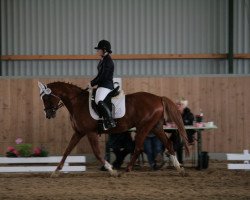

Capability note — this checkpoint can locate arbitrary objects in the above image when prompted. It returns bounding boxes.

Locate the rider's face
[96,49,104,57]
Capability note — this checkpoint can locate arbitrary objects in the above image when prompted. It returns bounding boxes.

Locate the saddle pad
[89,89,126,120]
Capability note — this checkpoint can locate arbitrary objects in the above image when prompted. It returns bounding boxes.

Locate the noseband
[43,100,64,113]
[40,92,64,113]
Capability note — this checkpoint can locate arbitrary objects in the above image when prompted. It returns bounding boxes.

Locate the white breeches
[95,87,112,104]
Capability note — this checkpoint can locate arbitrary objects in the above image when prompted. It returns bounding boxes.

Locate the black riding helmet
[94,40,112,53]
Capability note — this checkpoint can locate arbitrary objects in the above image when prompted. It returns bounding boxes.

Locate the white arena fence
[0,156,86,173]
[227,150,250,170]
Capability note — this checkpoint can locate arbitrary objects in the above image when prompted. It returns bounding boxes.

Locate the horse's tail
[161,96,190,156]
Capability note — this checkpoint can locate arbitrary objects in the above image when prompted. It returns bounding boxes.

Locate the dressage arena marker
[0,156,86,173]
[227,150,250,170]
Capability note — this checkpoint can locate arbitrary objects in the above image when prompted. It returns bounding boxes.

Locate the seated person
[101,131,134,170]
[143,132,164,170]
[168,98,196,164]
[176,97,196,144]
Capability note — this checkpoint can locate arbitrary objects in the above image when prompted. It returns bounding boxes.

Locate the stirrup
[110,118,116,128]
[103,119,116,130]
[102,123,108,131]
[109,120,116,128]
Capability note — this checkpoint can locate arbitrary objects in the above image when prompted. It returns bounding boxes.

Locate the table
[162,125,217,169]
[130,125,217,169]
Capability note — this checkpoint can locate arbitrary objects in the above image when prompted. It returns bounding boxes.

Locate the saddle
[91,86,120,118]
[88,85,126,134]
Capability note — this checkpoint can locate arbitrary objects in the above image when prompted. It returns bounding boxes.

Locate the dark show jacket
[168,107,196,145]
[182,107,194,125]
[90,54,114,90]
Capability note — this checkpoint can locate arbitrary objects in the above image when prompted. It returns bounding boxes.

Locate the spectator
[101,131,134,170]
[143,132,164,170]
[176,98,195,144]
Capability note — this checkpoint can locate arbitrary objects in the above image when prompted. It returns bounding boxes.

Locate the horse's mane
[47,81,88,95]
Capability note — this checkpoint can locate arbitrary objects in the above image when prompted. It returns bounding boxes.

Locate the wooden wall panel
[243,78,250,149]
[0,77,249,156]
[123,77,250,153]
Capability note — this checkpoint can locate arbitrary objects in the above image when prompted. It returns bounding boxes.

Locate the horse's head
[38,82,63,119]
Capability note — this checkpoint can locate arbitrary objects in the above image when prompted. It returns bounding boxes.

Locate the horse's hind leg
[51,132,83,177]
[126,125,154,172]
[151,121,185,175]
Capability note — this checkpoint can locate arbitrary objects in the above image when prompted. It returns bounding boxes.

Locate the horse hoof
[50,171,60,178]
[109,169,118,177]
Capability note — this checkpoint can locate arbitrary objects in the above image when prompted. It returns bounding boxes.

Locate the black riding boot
[98,101,116,130]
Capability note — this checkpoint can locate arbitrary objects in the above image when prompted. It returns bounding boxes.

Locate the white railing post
[227,150,250,170]
[0,156,86,173]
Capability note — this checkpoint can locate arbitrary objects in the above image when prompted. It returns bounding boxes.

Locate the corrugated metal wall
[2,60,229,76]
[1,0,249,76]
[234,0,250,74]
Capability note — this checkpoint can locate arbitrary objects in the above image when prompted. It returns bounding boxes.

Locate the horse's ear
[38,81,47,94]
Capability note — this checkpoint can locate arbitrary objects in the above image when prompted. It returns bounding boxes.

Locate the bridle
[40,92,64,113]
[41,87,89,114]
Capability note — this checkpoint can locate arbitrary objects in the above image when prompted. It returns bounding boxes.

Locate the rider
[88,40,116,130]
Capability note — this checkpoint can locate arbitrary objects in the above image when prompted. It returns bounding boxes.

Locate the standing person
[88,40,116,130]
[101,131,135,170]
[143,132,164,170]
[169,98,195,164]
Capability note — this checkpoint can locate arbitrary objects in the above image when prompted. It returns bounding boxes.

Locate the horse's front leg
[87,132,118,177]
[51,132,83,177]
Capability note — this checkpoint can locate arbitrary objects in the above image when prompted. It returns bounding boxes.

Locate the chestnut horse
[38,81,189,176]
